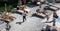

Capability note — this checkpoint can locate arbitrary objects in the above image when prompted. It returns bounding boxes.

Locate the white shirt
[22,12,27,16]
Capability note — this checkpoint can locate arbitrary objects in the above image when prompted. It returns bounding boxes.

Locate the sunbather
[1,12,16,21]
[23,6,30,13]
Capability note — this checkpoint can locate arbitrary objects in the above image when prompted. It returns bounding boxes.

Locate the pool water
[56,17,60,22]
[0,20,4,25]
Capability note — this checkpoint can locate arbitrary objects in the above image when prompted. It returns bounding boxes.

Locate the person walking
[22,11,27,22]
[52,11,57,26]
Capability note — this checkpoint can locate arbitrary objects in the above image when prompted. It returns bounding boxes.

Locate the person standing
[22,11,27,22]
[52,11,57,26]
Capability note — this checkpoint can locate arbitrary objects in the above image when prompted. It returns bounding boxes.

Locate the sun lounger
[48,3,60,8]
[23,8,30,13]
[37,13,46,17]
[49,6,58,11]
[46,3,60,10]
[0,18,13,22]
[44,6,59,11]
[17,10,24,14]
[35,13,46,18]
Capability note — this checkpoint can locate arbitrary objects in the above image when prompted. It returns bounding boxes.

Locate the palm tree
[3,0,8,11]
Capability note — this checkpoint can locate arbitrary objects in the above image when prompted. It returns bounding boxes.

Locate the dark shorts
[53,16,58,19]
[23,16,26,18]
[5,21,9,23]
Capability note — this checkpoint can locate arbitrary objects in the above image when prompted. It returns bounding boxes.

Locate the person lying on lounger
[0,12,16,21]
[36,9,48,15]
[23,6,30,13]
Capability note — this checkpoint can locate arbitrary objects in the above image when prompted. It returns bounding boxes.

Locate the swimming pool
[56,17,60,22]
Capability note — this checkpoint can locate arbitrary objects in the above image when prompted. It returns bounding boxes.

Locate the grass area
[0,7,5,12]
[0,0,18,12]
[0,5,12,12]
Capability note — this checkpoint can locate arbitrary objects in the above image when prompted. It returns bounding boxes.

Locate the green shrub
[0,5,12,12]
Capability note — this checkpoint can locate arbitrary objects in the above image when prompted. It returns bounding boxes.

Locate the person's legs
[23,16,24,22]
[23,16,25,22]
[25,16,26,20]
[53,22,55,26]
[23,16,26,22]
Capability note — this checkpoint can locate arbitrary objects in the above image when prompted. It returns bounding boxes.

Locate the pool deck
[0,3,60,31]
[41,9,60,31]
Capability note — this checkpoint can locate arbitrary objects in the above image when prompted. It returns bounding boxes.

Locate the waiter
[22,11,27,22]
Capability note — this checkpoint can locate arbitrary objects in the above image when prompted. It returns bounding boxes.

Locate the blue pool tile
[56,17,60,22]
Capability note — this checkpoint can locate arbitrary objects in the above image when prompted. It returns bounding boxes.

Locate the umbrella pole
[39,1,42,9]
[5,3,7,11]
